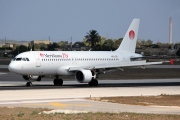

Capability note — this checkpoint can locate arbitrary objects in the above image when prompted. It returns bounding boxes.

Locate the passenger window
[16,58,22,61]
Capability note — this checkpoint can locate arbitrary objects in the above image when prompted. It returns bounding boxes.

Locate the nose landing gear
[26,81,32,87]
[54,78,63,86]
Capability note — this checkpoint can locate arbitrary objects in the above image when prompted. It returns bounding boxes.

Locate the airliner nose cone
[8,63,16,73]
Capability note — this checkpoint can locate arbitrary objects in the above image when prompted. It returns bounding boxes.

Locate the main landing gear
[88,79,98,86]
[54,78,63,86]
[25,79,63,87]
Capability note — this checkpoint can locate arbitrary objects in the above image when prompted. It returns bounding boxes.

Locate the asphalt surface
[0,72,180,114]
[0,65,9,68]
[0,72,180,90]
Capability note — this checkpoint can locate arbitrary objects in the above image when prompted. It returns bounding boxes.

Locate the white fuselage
[8,50,141,76]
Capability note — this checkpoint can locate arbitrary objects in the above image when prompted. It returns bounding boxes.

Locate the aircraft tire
[89,79,98,86]
[26,82,32,87]
[54,79,63,86]
[54,79,59,86]
[58,79,63,86]
[88,81,93,86]
[93,79,98,86]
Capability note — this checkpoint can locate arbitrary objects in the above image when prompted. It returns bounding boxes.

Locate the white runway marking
[42,110,88,114]
[0,72,7,75]
[0,98,84,105]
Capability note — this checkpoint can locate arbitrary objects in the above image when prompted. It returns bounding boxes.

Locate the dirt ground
[90,95,180,107]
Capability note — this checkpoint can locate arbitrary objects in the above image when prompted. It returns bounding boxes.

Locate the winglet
[170,59,174,65]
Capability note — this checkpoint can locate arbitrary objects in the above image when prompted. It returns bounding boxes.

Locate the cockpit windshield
[22,58,26,61]
[13,57,30,61]
[16,58,22,61]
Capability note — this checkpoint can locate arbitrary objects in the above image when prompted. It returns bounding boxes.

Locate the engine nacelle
[29,75,40,80]
[22,75,41,81]
[75,69,96,83]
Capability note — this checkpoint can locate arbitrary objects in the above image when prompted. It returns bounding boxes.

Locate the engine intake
[75,69,96,83]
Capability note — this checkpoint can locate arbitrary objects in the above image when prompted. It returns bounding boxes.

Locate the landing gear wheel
[89,79,98,86]
[54,79,58,86]
[93,79,98,86]
[26,81,32,87]
[88,81,93,86]
[54,79,63,86]
[58,79,63,86]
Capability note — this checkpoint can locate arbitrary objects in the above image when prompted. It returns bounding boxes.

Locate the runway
[0,72,180,90]
[0,65,9,68]
[0,72,180,114]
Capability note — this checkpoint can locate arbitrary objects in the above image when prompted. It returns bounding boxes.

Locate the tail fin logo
[129,30,135,40]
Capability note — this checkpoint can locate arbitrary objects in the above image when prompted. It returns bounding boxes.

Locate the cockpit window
[22,58,26,61]
[12,57,30,61]
[16,58,22,61]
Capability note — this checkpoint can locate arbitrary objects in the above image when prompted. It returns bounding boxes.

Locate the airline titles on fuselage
[111,55,118,58]
[40,53,68,58]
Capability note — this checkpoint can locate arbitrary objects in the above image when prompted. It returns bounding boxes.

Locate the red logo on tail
[129,30,135,40]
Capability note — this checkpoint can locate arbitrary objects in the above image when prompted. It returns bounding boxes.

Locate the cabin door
[34,53,41,67]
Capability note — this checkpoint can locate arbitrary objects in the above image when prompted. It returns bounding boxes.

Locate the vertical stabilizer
[116,19,140,53]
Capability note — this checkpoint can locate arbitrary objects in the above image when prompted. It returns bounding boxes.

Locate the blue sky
[0,0,180,43]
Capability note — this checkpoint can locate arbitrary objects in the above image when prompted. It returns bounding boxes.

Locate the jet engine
[75,69,96,83]
[22,75,41,81]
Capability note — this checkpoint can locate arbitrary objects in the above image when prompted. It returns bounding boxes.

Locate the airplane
[8,19,163,87]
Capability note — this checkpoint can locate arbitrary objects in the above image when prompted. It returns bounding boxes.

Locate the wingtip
[170,59,175,65]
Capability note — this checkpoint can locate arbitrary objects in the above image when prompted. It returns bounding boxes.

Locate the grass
[1,95,180,119]
[0,107,180,120]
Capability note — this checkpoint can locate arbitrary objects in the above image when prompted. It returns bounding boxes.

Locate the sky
[0,0,180,44]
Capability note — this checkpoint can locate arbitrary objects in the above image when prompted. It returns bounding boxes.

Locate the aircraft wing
[68,61,163,71]
[94,61,163,69]
[130,55,178,61]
